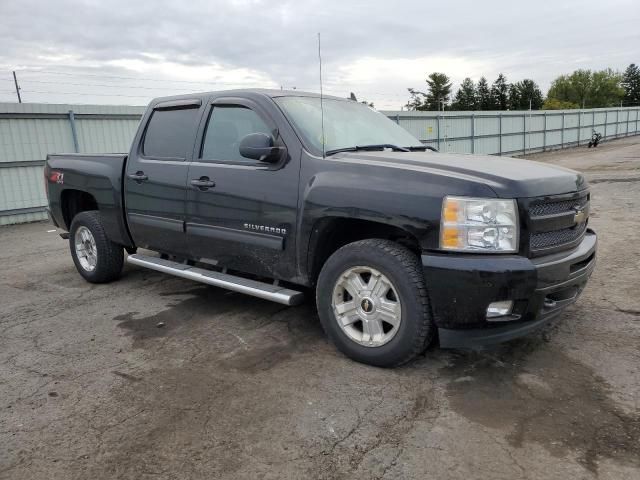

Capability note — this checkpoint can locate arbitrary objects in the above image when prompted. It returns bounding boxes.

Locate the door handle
[127,171,148,183]
[190,176,216,190]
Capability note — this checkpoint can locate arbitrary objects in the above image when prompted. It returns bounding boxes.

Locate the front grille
[525,190,590,256]
[530,222,588,250]
[528,195,589,217]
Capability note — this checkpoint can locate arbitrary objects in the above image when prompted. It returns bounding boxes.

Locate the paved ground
[1,136,639,480]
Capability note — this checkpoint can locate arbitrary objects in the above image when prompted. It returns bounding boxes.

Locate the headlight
[440,196,519,253]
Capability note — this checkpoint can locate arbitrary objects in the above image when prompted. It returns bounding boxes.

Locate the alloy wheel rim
[332,266,402,347]
[74,226,97,272]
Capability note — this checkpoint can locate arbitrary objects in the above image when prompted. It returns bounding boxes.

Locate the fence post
[605,110,608,139]
[395,114,399,124]
[616,110,620,137]
[577,110,581,147]
[626,109,630,136]
[498,113,503,156]
[561,111,565,149]
[471,114,475,154]
[543,112,547,152]
[436,114,441,151]
[67,110,79,153]
[522,114,526,156]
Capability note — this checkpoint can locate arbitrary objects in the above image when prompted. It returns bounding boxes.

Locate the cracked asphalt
[1,136,639,480]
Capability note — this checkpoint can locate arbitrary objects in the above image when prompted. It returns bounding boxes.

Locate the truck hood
[330,151,587,197]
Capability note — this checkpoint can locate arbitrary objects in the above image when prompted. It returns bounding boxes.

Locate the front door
[125,100,203,255]
[185,97,299,280]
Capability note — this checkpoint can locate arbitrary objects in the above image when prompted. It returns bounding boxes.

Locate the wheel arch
[306,217,422,286]
[60,189,98,230]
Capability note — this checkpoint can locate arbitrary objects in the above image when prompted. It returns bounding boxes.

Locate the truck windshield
[274,96,423,156]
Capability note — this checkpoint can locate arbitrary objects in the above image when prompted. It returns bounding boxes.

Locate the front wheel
[316,239,435,367]
[69,211,124,283]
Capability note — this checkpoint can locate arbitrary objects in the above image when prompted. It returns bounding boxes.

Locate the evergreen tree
[406,73,452,111]
[425,73,452,110]
[507,84,519,110]
[451,78,477,110]
[622,63,640,107]
[476,77,491,110]
[507,80,544,110]
[517,79,544,109]
[490,73,509,110]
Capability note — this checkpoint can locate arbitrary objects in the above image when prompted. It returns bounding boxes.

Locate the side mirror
[239,133,285,163]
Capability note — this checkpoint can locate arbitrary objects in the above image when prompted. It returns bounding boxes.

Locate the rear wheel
[69,211,124,283]
[316,239,435,367]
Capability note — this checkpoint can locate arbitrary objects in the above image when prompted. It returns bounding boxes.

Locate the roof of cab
[149,88,348,106]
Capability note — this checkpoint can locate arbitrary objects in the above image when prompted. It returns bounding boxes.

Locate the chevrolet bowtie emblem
[361,298,373,313]
[573,207,586,224]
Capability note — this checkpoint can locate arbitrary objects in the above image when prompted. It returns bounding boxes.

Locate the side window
[201,105,272,162]
[143,107,201,159]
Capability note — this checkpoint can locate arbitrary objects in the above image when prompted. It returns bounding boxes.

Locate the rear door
[185,96,300,280]
[125,99,203,255]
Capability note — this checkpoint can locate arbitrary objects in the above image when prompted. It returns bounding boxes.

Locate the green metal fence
[0,103,144,225]
[1,102,639,225]
[381,107,640,156]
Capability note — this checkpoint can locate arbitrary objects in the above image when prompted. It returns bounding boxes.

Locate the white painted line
[47,229,56,233]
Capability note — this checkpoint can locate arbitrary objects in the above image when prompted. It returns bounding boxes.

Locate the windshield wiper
[325,144,410,156]
[406,145,439,152]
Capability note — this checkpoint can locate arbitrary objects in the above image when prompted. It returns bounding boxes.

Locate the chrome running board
[127,254,304,306]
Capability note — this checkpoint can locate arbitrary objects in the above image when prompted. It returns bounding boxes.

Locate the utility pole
[12,71,22,103]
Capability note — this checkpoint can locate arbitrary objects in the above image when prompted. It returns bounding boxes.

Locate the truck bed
[45,153,133,247]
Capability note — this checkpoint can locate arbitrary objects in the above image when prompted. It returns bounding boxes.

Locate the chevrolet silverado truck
[45,89,596,367]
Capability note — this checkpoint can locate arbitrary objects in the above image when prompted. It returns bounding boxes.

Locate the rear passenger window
[143,107,201,159]
[201,105,272,162]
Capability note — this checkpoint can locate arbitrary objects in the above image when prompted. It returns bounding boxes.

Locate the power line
[17,89,158,98]
[13,71,410,99]
[12,79,237,92]
[0,78,272,95]
[16,69,263,86]
[3,69,421,107]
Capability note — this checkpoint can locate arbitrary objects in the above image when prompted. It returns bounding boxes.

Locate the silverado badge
[244,223,287,235]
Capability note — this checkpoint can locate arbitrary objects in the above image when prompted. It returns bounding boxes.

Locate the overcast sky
[0,0,639,109]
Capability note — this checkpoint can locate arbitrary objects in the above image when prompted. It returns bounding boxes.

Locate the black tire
[316,239,435,367]
[69,210,124,283]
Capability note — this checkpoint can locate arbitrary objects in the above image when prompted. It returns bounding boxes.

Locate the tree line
[405,63,640,111]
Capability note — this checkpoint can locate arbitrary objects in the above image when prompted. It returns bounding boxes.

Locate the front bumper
[422,229,597,349]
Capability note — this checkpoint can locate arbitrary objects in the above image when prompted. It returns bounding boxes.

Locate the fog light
[487,301,513,319]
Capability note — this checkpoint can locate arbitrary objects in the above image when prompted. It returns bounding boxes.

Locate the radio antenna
[318,32,325,158]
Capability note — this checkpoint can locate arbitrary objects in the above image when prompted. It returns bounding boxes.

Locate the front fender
[295,153,497,283]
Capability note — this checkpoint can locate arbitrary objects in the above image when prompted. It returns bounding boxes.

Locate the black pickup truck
[45,89,596,367]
